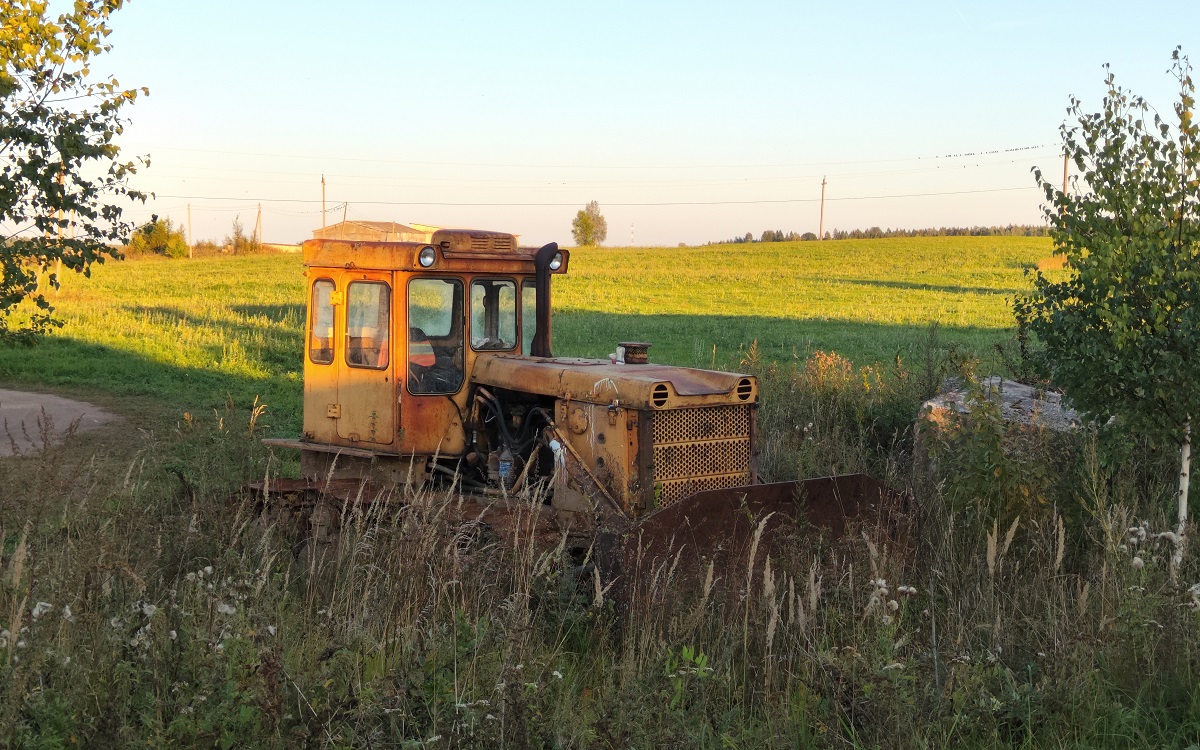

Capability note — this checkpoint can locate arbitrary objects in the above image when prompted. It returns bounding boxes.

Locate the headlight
[418,246,436,268]
[548,251,563,271]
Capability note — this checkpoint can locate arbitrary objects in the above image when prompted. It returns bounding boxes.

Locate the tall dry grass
[0,364,1198,747]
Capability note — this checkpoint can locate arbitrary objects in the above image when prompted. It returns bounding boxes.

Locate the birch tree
[1,0,146,342]
[1015,49,1200,569]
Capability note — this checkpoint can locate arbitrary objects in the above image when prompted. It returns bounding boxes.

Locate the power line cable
[142,142,1057,171]
[152,185,1037,208]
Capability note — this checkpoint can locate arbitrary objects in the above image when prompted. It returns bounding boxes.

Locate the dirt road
[0,388,118,457]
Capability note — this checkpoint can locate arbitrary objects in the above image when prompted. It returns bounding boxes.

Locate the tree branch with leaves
[1015,48,1200,570]
[1,0,146,343]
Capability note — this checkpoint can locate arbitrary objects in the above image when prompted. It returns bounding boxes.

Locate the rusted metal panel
[622,474,909,584]
[301,232,569,277]
[471,355,757,410]
[302,272,339,446]
[556,400,639,512]
[624,470,902,559]
[335,270,396,446]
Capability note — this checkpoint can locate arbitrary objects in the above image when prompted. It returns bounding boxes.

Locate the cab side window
[521,280,537,356]
[345,281,390,369]
[408,278,465,394]
[471,279,517,351]
[309,279,335,365]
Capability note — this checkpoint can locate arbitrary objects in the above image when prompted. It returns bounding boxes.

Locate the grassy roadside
[0,235,1054,439]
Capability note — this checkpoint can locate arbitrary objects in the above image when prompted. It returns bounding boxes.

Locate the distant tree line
[712,224,1050,244]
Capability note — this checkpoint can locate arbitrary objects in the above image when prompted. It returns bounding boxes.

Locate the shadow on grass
[229,303,305,323]
[831,278,1026,297]
[550,311,1015,371]
[0,335,305,437]
[0,312,1020,442]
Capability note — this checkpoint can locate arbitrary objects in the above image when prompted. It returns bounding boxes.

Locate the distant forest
[712,224,1050,244]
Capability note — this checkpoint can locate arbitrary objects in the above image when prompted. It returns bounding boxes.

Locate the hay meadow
[1,236,1198,748]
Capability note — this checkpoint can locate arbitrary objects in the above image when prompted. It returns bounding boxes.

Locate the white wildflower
[0,630,9,648]
[514,663,523,671]
[15,639,26,649]
[203,566,213,576]
[485,714,497,721]
[897,585,918,596]
[882,662,904,671]
[61,656,71,666]
[141,603,158,618]
[887,600,900,612]
[169,630,178,641]
[213,642,224,653]
[61,605,73,622]
[881,615,893,626]
[185,572,197,583]
[180,705,194,715]
[267,625,277,637]
[216,602,236,616]
[1185,583,1200,611]
[552,670,563,680]
[426,736,442,743]
[109,616,123,629]
[1131,556,1145,570]
[31,602,53,621]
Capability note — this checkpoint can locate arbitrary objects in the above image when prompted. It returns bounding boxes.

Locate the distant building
[312,221,438,243]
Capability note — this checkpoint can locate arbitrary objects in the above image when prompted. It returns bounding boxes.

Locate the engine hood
[470,354,757,410]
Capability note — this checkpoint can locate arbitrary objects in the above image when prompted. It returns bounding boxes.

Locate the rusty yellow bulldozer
[251,229,899,579]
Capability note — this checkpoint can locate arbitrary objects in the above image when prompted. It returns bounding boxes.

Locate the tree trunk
[1173,419,1191,575]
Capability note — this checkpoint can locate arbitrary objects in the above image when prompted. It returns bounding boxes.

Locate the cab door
[335,271,396,446]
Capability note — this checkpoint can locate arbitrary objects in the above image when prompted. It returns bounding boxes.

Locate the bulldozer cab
[299,230,565,470]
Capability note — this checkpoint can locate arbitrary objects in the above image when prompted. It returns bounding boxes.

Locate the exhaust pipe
[531,242,557,358]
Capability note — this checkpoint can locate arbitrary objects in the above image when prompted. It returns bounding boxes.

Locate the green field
[4,236,1199,748]
[0,235,1053,436]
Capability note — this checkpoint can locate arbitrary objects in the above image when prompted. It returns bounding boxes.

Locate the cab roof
[302,229,566,275]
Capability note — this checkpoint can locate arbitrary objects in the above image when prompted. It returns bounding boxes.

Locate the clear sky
[99,0,1198,247]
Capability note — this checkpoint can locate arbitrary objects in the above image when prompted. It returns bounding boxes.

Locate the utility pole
[321,175,326,229]
[254,202,262,245]
[630,222,634,246]
[342,202,348,228]
[818,176,827,241]
[1062,152,1069,196]
[187,203,193,259]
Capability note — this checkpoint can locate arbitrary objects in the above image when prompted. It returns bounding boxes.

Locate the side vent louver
[736,378,754,401]
[651,383,670,408]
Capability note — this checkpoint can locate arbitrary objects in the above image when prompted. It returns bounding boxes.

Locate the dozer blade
[617,474,907,588]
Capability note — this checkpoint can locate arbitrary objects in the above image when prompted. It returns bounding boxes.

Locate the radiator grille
[651,404,752,507]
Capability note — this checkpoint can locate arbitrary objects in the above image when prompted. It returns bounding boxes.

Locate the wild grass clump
[1,382,1199,746]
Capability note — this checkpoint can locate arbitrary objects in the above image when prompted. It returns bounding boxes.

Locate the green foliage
[126,215,188,258]
[1016,50,1200,450]
[224,216,261,255]
[570,200,607,246]
[0,0,146,342]
[926,377,1070,525]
